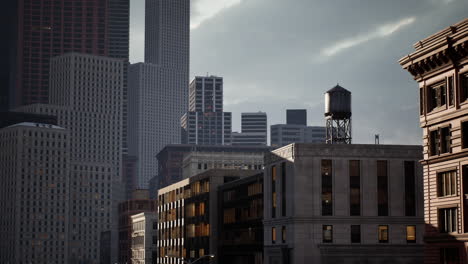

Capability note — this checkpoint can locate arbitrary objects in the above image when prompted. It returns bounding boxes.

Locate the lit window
[378,225,388,243]
[406,225,416,243]
[272,227,276,244]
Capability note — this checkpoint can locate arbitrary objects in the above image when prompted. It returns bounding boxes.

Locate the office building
[286,109,307,126]
[157,144,271,189]
[0,111,57,129]
[9,0,129,108]
[128,0,189,189]
[270,124,325,147]
[0,122,69,263]
[1,0,17,111]
[16,53,124,263]
[157,169,260,264]
[232,112,267,146]
[131,212,158,264]
[399,18,468,264]
[118,190,157,264]
[263,143,424,264]
[218,173,264,264]
[183,149,265,179]
[181,76,232,145]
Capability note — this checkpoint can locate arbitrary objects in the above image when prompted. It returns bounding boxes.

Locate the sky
[129,0,468,145]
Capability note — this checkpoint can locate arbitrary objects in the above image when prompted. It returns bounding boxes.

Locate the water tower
[324,84,352,144]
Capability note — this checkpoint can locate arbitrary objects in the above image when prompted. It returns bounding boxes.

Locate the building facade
[264,143,424,264]
[218,173,264,264]
[232,112,267,146]
[118,190,157,264]
[181,76,232,145]
[10,0,129,108]
[0,111,57,129]
[182,150,266,179]
[399,18,468,264]
[157,169,260,264]
[131,212,158,264]
[16,53,124,263]
[270,124,326,147]
[286,109,307,126]
[0,122,69,263]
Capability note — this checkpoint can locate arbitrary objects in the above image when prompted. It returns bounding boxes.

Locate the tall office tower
[127,0,189,189]
[0,0,17,111]
[0,122,69,263]
[232,112,267,146]
[181,76,232,145]
[16,53,123,263]
[9,0,130,108]
[399,18,468,264]
[286,109,307,126]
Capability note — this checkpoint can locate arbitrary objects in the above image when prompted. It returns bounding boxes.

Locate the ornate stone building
[399,18,468,264]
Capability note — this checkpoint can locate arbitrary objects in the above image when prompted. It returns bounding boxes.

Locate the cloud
[191,0,243,29]
[321,17,416,57]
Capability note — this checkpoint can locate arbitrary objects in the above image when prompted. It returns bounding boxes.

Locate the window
[405,161,416,216]
[461,73,468,102]
[428,81,447,112]
[321,160,333,216]
[440,127,451,154]
[448,76,454,106]
[351,225,361,243]
[440,248,460,264]
[430,129,440,156]
[437,171,457,197]
[272,165,276,218]
[349,160,360,216]
[323,225,333,243]
[377,161,388,216]
[439,207,457,233]
[272,227,276,244]
[419,88,424,115]
[378,225,388,243]
[281,162,286,217]
[430,127,451,156]
[462,121,468,149]
[282,226,286,243]
[406,225,416,243]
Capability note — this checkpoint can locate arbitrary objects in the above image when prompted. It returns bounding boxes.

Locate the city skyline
[130,0,468,144]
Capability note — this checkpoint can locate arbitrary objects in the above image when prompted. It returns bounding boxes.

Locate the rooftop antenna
[375,134,380,145]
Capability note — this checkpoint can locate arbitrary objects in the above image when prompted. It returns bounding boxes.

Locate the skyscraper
[17,53,124,263]
[286,109,307,126]
[232,112,267,146]
[0,122,70,263]
[0,0,17,111]
[127,0,189,188]
[9,0,129,109]
[181,76,232,145]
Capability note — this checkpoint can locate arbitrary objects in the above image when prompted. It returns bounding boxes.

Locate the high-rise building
[270,124,325,147]
[0,122,69,263]
[264,143,424,264]
[232,112,268,146]
[157,169,260,264]
[13,0,107,107]
[16,53,123,263]
[181,76,232,145]
[127,0,189,189]
[399,18,468,264]
[0,0,18,111]
[0,111,57,129]
[286,109,307,126]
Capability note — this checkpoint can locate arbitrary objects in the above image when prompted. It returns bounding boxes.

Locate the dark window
[405,161,416,216]
[437,171,457,197]
[440,248,460,264]
[377,161,389,216]
[462,121,468,149]
[321,160,333,216]
[406,225,416,243]
[448,76,454,106]
[461,73,468,102]
[430,129,440,156]
[349,160,360,216]
[428,81,446,112]
[323,225,333,243]
[420,88,424,115]
[439,207,457,233]
[378,225,389,243]
[440,127,451,154]
[281,162,286,217]
[351,225,361,243]
[271,165,276,218]
[282,226,286,243]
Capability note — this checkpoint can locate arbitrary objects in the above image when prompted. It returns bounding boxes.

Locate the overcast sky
[129,0,468,145]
